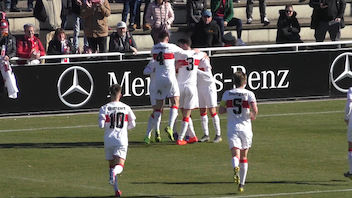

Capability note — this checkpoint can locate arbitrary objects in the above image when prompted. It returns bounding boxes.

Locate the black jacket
[0,34,16,58]
[191,20,223,48]
[47,39,73,63]
[276,10,302,44]
[309,0,346,29]
[187,0,207,26]
[109,32,137,53]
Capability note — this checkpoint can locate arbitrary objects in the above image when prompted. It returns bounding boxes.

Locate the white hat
[116,21,127,29]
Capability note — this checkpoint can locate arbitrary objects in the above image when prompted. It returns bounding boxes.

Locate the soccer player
[98,84,136,197]
[344,87,352,180]
[151,31,188,141]
[175,38,201,145]
[219,71,258,192]
[197,54,222,143]
[143,59,162,144]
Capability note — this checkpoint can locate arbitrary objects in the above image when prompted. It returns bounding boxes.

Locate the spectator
[211,0,245,46]
[276,4,303,44]
[145,0,174,44]
[122,0,138,31]
[309,0,346,42]
[5,0,19,12]
[141,0,152,30]
[34,0,62,50]
[80,0,111,53]
[246,0,270,26]
[62,0,88,53]
[16,24,46,65]
[0,19,15,60]
[47,28,73,63]
[191,10,223,48]
[109,21,137,54]
[27,0,34,11]
[186,0,207,29]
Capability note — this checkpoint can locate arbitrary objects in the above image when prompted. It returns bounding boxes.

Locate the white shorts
[149,91,156,106]
[348,127,352,142]
[227,130,253,150]
[179,84,199,109]
[198,83,218,108]
[105,145,128,160]
[153,77,180,100]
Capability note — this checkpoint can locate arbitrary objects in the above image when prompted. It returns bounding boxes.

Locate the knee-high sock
[178,117,189,140]
[231,156,240,168]
[113,175,119,192]
[169,106,178,130]
[200,113,209,136]
[145,114,154,137]
[240,159,248,185]
[109,165,114,182]
[153,110,162,132]
[187,117,196,138]
[113,164,124,191]
[349,149,352,173]
[211,113,221,136]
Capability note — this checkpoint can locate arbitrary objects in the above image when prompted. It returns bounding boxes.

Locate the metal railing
[9,40,352,65]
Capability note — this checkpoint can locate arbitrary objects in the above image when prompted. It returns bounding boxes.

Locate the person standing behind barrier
[109,21,137,54]
[191,10,223,48]
[34,0,62,50]
[16,24,46,65]
[211,0,245,46]
[0,19,15,61]
[276,4,303,44]
[309,0,346,42]
[81,0,111,53]
[246,0,270,26]
[186,0,207,29]
[145,0,174,44]
[47,28,73,63]
[122,0,138,31]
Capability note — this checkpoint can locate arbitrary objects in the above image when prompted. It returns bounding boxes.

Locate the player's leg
[209,107,222,143]
[165,96,179,141]
[345,141,352,179]
[230,147,241,185]
[238,149,249,192]
[199,108,210,142]
[110,157,125,197]
[187,116,198,143]
[144,112,154,144]
[152,100,164,142]
[177,108,192,145]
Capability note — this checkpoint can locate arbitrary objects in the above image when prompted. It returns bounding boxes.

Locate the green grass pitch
[1,99,352,198]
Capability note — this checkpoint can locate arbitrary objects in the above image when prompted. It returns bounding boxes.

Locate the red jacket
[16,36,45,60]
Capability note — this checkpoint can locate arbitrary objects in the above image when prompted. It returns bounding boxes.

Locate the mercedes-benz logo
[57,66,94,108]
[330,52,352,93]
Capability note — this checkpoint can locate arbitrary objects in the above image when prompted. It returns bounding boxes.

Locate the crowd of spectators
[0,0,349,65]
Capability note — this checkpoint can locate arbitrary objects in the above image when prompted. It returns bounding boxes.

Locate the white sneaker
[246,18,253,24]
[236,38,246,46]
[263,17,270,26]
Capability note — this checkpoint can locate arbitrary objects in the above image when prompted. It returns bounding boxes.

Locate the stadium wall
[0,49,351,116]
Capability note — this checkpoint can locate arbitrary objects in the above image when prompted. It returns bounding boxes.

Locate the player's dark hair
[177,38,192,46]
[233,71,247,87]
[109,84,122,99]
[158,30,170,42]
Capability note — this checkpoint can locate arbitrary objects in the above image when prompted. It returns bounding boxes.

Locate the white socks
[200,113,209,136]
[231,156,239,168]
[179,117,189,140]
[145,114,154,138]
[153,110,162,132]
[211,113,221,136]
[169,106,178,130]
[240,159,248,185]
[349,150,352,173]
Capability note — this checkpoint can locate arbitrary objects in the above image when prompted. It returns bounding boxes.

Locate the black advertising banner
[0,49,350,115]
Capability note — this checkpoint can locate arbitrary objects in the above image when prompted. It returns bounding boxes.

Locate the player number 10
[109,112,125,129]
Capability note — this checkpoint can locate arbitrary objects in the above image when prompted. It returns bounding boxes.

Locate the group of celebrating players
[98,31,258,197]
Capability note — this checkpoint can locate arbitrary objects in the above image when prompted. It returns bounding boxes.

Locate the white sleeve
[249,91,257,104]
[127,107,136,130]
[98,106,106,129]
[345,88,352,120]
[143,60,155,75]
[199,54,212,71]
[221,91,228,102]
[172,44,188,60]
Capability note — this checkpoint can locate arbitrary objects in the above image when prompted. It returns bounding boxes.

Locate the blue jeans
[72,13,88,51]
[122,0,137,25]
[213,16,243,39]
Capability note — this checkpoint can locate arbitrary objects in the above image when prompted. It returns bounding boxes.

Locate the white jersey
[346,88,352,142]
[151,42,187,80]
[98,101,136,147]
[221,88,256,132]
[176,50,203,86]
[197,56,215,87]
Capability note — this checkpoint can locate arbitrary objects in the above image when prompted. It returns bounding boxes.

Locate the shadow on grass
[32,196,172,198]
[0,141,158,149]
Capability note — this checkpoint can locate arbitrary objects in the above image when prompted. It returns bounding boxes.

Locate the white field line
[0,110,344,133]
[7,176,110,192]
[219,188,352,198]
